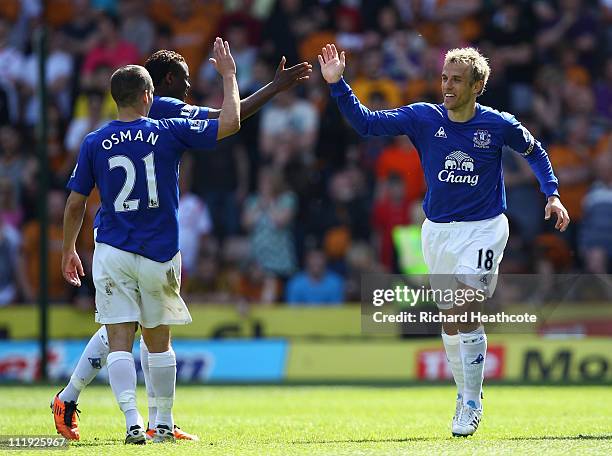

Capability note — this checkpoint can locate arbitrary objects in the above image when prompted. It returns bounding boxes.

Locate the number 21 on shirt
[109,152,159,212]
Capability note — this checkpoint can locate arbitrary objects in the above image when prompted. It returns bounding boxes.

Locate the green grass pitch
[1,385,611,455]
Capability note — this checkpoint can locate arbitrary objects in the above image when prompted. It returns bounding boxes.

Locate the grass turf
[1,385,611,455]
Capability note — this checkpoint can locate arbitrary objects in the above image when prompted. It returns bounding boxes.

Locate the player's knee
[106,323,137,352]
[141,326,171,353]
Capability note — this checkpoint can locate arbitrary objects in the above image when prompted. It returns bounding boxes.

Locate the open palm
[318,43,346,84]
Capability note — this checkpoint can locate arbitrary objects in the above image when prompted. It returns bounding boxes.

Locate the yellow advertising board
[286,336,612,383]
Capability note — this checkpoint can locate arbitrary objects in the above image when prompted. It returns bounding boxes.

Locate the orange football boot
[146,424,199,441]
[51,392,80,440]
[172,425,199,441]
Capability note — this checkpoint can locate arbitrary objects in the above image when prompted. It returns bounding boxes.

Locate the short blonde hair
[444,47,490,96]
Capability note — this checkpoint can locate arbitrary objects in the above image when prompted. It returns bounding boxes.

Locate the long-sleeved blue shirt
[330,78,559,223]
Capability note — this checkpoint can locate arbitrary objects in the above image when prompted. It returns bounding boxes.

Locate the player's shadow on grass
[291,435,612,445]
[506,435,612,441]
[291,437,440,445]
[69,438,128,447]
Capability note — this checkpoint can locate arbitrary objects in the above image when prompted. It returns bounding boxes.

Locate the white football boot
[452,401,483,437]
[125,424,146,445]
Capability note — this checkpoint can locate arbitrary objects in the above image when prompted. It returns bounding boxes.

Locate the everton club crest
[473,129,491,148]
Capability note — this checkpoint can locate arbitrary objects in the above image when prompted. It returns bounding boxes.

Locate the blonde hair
[444,47,490,96]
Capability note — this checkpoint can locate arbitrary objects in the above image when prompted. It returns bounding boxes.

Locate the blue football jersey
[330,78,559,223]
[148,96,210,121]
[67,117,218,262]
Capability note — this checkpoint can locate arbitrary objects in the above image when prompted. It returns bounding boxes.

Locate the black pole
[35,24,49,382]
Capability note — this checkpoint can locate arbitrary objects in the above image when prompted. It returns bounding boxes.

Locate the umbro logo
[435,126,447,138]
[471,354,485,365]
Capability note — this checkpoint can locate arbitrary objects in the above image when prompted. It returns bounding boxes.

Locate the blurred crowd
[0,0,610,308]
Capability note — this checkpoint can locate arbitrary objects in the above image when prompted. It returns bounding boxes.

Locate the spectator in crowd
[594,56,612,122]
[262,0,302,65]
[547,116,593,223]
[259,88,319,167]
[81,13,139,81]
[533,233,573,276]
[61,0,99,72]
[381,28,426,83]
[199,23,257,90]
[178,154,213,278]
[216,0,263,45]
[0,16,23,123]
[46,104,73,187]
[183,250,237,304]
[309,169,371,269]
[163,0,223,72]
[286,247,344,305]
[18,189,69,303]
[375,135,425,203]
[0,177,22,229]
[64,90,109,159]
[118,0,155,58]
[391,200,428,276]
[579,151,612,273]
[192,135,248,240]
[344,242,383,302]
[296,5,336,64]
[19,30,74,124]
[335,5,365,54]
[72,63,117,120]
[482,0,535,114]
[531,65,564,143]
[237,258,281,305]
[243,167,297,280]
[0,214,19,306]
[0,125,29,206]
[371,173,413,272]
[352,48,402,108]
[536,0,598,71]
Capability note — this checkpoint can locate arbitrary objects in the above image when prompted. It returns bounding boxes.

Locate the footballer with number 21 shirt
[61,38,239,444]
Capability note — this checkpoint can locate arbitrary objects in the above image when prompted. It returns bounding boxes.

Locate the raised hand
[272,57,313,92]
[318,43,346,84]
[209,37,236,78]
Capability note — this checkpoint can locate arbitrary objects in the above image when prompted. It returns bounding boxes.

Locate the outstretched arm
[207,57,312,121]
[318,43,414,137]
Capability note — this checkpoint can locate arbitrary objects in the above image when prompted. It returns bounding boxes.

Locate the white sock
[148,349,176,429]
[59,326,110,403]
[107,351,142,431]
[139,337,157,428]
[459,326,487,409]
[441,330,464,399]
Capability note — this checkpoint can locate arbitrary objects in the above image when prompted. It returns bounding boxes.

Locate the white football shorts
[421,213,509,309]
[92,242,192,328]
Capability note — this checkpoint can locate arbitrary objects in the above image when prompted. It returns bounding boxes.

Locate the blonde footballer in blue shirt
[319,43,569,437]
